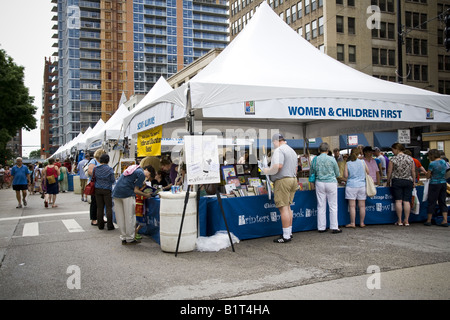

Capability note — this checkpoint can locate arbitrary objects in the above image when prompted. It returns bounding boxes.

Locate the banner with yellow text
[137,125,162,157]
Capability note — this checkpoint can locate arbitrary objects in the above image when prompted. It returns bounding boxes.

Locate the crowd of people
[3,139,449,246]
[308,142,449,235]
[3,157,73,209]
[264,134,449,243]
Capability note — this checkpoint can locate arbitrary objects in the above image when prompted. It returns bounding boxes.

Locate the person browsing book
[263,133,298,243]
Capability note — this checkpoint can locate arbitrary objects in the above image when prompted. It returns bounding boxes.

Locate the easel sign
[184,135,220,185]
[175,135,235,256]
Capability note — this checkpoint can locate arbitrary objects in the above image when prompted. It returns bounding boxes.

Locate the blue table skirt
[141,186,441,242]
[205,186,433,240]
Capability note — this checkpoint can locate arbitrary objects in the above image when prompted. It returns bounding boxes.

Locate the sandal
[395,222,403,226]
[52,205,58,208]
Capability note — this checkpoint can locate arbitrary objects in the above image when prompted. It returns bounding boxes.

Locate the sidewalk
[0,188,449,300]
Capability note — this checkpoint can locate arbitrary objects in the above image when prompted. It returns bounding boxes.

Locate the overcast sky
[0,0,54,157]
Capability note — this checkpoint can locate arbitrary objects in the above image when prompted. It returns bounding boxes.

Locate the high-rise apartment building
[51,0,228,146]
[41,57,59,157]
[230,0,450,94]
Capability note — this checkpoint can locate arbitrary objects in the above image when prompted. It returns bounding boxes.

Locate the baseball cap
[271,133,285,141]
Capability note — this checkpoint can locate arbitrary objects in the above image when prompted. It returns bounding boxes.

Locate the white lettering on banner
[137,116,156,131]
[238,206,314,226]
[287,106,403,119]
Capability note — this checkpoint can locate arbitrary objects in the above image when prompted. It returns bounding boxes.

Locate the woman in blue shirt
[424,149,448,227]
[112,163,154,245]
[94,154,116,230]
[344,148,369,228]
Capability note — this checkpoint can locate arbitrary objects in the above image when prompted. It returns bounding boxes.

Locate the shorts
[345,186,366,200]
[80,178,87,190]
[13,184,28,191]
[274,177,298,208]
[391,178,413,202]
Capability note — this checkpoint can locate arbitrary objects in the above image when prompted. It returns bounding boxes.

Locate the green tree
[29,149,41,159]
[0,48,37,164]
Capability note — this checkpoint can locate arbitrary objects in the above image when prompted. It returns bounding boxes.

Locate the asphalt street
[0,187,448,304]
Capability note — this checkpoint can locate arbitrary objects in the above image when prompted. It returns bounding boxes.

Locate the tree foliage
[0,48,37,150]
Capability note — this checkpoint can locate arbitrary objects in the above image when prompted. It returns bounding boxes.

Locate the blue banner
[206,186,430,240]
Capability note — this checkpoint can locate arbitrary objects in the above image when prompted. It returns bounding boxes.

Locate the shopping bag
[422,179,429,202]
[365,174,376,197]
[411,188,420,215]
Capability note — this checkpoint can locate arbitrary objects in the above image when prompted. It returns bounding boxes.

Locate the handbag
[46,166,56,184]
[308,156,317,183]
[84,168,96,196]
[47,174,56,184]
[364,162,377,197]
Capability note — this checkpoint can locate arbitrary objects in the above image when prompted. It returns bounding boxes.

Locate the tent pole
[397,0,403,84]
[302,125,309,156]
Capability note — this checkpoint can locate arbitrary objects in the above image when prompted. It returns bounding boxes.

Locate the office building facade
[231,0,450,94]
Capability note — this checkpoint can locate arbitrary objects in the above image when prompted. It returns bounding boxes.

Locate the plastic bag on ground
[196,231,239,252]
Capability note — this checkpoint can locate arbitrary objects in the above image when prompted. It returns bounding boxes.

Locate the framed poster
[221,165,236,180]
[184,135,220,185]
[235,164,245,175]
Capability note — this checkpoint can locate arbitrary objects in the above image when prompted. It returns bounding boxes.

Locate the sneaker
[123,239,140,245]
[273,236,291,243]
[23,199,27,207]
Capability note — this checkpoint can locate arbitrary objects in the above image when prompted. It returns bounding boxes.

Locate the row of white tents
[50,2,450,165]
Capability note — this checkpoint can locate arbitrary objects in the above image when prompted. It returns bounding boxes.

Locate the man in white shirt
[263,133,298,243]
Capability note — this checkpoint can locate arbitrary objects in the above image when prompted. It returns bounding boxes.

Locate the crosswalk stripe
[22,222,39,237]
[0,211,88,222]
[62,219,84,233]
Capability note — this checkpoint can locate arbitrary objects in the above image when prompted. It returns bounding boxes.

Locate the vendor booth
[124,3,450,246]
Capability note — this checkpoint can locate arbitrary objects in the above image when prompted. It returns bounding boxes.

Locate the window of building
[349,45,356,62]
[372,48,379,65]
[388,49,395,66]
[348,17,355,34]
[286,8,291,24]
[336,16,344,33]
[305,23,311,40]
[305,0,310,14]
[312,20,318,38]
[319,16,324,35]
[337,44,345,61]
[297,1,303,19]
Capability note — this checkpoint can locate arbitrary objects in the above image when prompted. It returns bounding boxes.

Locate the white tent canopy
[175,2,450,138]
[85,104,130,149]
[76,120,104,151]
[123,76,185,137]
